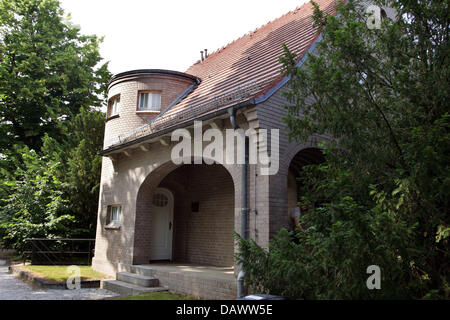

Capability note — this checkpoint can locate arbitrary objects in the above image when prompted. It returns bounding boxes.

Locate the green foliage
[41,108,105,236]
[0,0,109,246]
[0,147,74,252]
[237,168,418,299]
[238,0,449,299]
[0,0,110,152]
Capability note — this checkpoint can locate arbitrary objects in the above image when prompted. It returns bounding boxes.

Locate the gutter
[98,99,254,156]
[154,78,201,120]
[228,107,248,298]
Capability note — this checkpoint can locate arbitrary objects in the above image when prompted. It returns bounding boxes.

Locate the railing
[0,244,16,259]
[23,238,95,265]
[105,79,267,148]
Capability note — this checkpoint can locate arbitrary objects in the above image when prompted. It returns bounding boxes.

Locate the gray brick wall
[160,164,235,266]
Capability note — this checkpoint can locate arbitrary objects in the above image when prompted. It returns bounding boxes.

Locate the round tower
[104,69,199,148]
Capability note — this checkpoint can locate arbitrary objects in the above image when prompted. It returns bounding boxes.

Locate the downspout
[228,107,248,298]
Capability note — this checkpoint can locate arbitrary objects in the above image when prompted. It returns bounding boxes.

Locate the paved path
[0,266,119,300]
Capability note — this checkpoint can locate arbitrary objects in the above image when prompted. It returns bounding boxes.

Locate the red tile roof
[103,0,338,150]
[165,0,337,117]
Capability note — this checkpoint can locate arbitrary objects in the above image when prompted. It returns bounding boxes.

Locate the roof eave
[98,98,255,156]
[107,69,199,89]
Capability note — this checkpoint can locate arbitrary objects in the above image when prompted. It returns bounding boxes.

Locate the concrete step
[0,259,8,266]
[130,265,155,277]
[117,272,159,287]
[101,280,168,296]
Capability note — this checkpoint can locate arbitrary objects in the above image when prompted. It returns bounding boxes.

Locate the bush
[236,0,449,300]
[0,148,74,252]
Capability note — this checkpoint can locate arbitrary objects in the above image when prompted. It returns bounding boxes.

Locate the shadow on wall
[134,162,236,267]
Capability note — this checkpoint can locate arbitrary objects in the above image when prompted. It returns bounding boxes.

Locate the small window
[106,205,122,229]
[138,92,161,111]
[153,193,168,207]
[111,206,121,222]
[109,96,120,117]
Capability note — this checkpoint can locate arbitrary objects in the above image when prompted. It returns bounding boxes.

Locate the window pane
[140,93,149,109]
[111,206,121,222]
[151,93,161,111]
[153,193,168,207]
[138,92,162,111]
[112,98,120,115]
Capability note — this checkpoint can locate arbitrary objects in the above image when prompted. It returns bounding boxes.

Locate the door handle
[169,222,172,230]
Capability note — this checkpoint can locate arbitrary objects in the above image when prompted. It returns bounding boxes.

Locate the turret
[104,69,199,148]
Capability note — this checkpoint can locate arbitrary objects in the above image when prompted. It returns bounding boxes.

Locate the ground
[21,265,109,282]
[112,291,199,300]
[0,265,118,300]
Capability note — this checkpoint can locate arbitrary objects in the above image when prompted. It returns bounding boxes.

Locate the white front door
[149,188,174,261]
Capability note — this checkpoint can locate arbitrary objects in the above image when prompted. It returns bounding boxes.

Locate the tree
[237,0,449,299]
[41,108,105,237]
[0,0,110,245]
[0,147,74,252]
[0,0,110,152]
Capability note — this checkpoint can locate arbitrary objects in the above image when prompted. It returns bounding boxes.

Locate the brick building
[93,0,338,299]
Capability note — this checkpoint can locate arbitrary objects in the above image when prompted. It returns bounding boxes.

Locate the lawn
[22,265,109,282]
[113,291,199,300]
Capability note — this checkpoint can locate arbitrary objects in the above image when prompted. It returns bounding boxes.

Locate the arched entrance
[287,148,325,228]
[134,162,235,267]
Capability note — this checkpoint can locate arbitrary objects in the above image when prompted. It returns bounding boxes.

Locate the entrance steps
[101,270,168,296]
[130,264,237,299]
[102,264,237,299]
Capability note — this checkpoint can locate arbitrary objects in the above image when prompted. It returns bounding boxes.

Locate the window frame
[108,95,121,119]
[111,205,121,222]
[137,91,162,112]
[105,205,122,229]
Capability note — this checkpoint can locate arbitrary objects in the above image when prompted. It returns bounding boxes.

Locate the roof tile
[105,0,338,149]
[165,0,338,117]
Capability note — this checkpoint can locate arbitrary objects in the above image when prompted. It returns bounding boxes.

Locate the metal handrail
[23,238,95,265]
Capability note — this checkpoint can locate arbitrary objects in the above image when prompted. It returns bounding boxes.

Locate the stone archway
[133,161,236,266]
[286,148,325,228]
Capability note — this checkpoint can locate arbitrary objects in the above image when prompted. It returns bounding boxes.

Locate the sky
[59,0,308,75]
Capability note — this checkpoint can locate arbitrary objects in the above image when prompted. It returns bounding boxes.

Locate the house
[93,0,338,299]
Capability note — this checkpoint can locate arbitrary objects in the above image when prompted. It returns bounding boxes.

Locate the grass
[21,265,109,282]
[113,291,200,300]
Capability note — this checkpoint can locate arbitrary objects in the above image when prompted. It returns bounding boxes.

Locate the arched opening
[134,162,235,267]
[287,148,325,229]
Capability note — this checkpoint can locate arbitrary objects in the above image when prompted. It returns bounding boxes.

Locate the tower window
[138,92,161,112]
[108,96,120,117]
